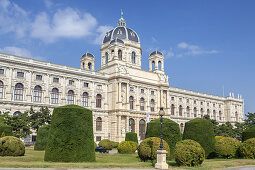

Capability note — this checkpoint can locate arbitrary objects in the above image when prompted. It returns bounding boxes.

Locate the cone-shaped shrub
[138,137,170,161]
[239,138,255,159]
[175,139,205,166]
[44,105,95,162]
[145,118,181,159]
[215,137,241,158]
[242,127,255,142]
[125,132,138,143]
[117,141,138,153]
[34,124,51,151]
[0,136,25,156]
[183,118,215,158]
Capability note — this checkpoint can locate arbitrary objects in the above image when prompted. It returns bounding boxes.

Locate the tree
[29,107,51,132]
[234,122,245,141]
[244,112,255,128]
[217,122,235,138]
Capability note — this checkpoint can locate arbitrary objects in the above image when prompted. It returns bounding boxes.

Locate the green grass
[0,149,255,169]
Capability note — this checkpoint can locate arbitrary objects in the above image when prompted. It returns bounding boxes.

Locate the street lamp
[159,107,165,150]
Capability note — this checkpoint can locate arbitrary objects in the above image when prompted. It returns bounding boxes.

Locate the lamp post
[159,107,165,150]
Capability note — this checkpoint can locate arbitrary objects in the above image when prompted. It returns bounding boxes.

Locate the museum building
[0,14,244,142]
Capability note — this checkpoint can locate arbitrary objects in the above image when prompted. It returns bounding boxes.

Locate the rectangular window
[194,100,197,104]
[130,87,134,92]
[187,99,189,103]
[151,91,154,95]
[84,82,89,88]
[141,89,144,93]
[179,98,182,102]
[36,75,42,81]
[96,136,101,142]
[69,80,74,85]
[53,77,59,83]
[97,85,102,89]
[207,103,209,106]
[17,72,24,78]
[201,102,203,105]
[171,97,174,101]
[0,69,4,74]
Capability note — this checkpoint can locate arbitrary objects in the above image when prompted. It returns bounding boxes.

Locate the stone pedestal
[155,149,168,169]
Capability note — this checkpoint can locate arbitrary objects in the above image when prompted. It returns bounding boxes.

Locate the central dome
[103,12,140,44]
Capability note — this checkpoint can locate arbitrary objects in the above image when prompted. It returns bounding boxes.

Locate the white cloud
[0,46,45,60]
[177,42,218,57]
[162,48,174,59]
[31,8,98,43]
[93,25,114,45]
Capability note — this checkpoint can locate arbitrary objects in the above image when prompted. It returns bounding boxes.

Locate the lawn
[0,149,255,169]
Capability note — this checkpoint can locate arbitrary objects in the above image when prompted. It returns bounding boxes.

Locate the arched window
[118,50,122,60]
[82,62,85,70]
[13,111,21,116]
[219,111,222,120]
[131,52,136,64]
[140,97,145,111]
[51,88,59,104]
[82,92,88,107]
[0,81,3,99]
[129,96,134,110]
[179,105,183,116]
[139,119,146,140]
[186,106,190,117]
[152,61,155,70]
[88,63,92,70]
[96,94,102,108]
[67,90,74,104]
[158,61,162,70]
[129,118,135,132]
[96,117,102,131]
[213,110,216,120]
[194,107,197,117]
[150,99,155,112]
[14,83,23,101]
[171,104,175,115]
[207,109,210,118]
[105,52,108,64]
[201,108,204,118]
[33,85,42,102]
[235,111,238,121]
[180,123,184,133]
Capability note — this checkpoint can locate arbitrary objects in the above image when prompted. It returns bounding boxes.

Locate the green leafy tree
[244,112,255,128]
[30,107,51,132]
[234,122,245,141]
[218,122,235,138]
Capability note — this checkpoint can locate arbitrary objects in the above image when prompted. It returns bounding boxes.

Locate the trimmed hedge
[0,136,25,156]
[215,136,224,142]
[145,118,182,159]
[44,105,95,162]
[239,138,255,159]
[94,142,97,149]
[34,124,51,151]
[242,127,255,142]
[117,141,138,153]
[98,139,114,150]
[138,137,170,161]
[125,132,138,143]
[175,139,205,166]
[183,118,215,158]
[0,120,13,137]
[215,137,241,158]
[112,141,119,148]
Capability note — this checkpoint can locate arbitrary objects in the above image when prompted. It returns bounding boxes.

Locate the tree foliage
[29,107,51,132]
[245,112,255,129]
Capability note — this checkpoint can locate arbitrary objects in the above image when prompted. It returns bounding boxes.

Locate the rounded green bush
[138,137,170,161]
[239,138,255,159]
[145,118,182,159]
[215,136,224,142]
[44,105,95,162]
[242,127,255,142]
[34,124,51,151]
[125,132,138,143]
[183,118,215,158]
[112,141,119,148]
[117,141,138,153]
[175,139,205,167]
[98,139,114,150]
[0,136,25,156]
[215,137,241,158]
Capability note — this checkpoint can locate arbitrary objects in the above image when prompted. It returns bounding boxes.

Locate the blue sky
[0,0,254,115]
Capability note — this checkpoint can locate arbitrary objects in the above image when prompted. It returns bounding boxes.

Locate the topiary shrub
[98,139,114,150]
[239,138,255,159]
[215,137,241,158]
[145,118,182,159]
[0,136,25,156]
[117,141,138,153]
[112,141,119,148]
[183,118,215,158]
[242,127,255,142]
[44,105,95,162]
[138,137,170,161]
[125,132,138,143]
[94,142,97,149]
[175,139,205,166]
[215,136,224,142]
[0,121,13,137]
[34,124,51,151]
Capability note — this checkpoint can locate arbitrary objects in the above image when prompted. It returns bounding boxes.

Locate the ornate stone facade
[0,15,244,142]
